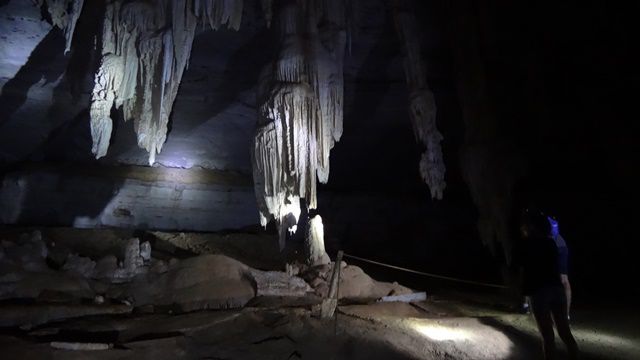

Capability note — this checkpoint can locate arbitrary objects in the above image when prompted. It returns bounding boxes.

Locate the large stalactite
[91,0,243,165]
[392,0,446,200]
[40,0,244,165]
[252,0,348,247]
[35,0,85,53]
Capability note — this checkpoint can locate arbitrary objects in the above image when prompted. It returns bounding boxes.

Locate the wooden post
[321,250,343,319]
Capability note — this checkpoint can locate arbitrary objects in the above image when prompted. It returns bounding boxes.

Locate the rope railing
[342,253,508,289]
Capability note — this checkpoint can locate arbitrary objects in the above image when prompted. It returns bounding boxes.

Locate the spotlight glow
[414,323,471,341]
[406,319,514,359]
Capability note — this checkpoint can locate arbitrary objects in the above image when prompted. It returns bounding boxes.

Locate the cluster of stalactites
[82,0,244,165]
[252,0,348,248]
[392,0,446,200]
[35,0,85,53]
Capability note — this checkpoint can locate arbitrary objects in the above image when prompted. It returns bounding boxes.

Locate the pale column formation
[305,215,330,266]
[392,0,446,199]
[252,0,348,247]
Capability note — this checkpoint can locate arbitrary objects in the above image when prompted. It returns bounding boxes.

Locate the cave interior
[0,0,637,359]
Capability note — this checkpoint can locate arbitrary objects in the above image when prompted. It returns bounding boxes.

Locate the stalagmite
[41,0,245,164]
[305,215,330,266]
[35,0,85,53]
[252,0,348,248]
[392,0,446,199]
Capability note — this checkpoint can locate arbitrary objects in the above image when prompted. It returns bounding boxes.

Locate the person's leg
[561,274,572,317]
[551,287,579,359]
[531,295,556,360]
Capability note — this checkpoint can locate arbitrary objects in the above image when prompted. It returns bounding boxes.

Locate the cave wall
[0,164,256,231]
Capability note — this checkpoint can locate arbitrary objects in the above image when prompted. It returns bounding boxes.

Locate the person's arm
[557,243,571,317]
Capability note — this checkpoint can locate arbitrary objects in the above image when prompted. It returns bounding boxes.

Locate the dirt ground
[2,297,638,359]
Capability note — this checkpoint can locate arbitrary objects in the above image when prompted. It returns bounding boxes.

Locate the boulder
[118,254,256,312]
[337,265,413,301]
[251,270,312,297]
[62,254,96,278]
[0,271,95,301]
[93,255,118,280]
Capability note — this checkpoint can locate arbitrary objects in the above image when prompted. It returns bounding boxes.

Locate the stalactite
[392,0,446,199]
[36,0,85,53]
[252,0,348,248]
[260,0,273,28]
[83,0,244,164]
[90,54,124,159]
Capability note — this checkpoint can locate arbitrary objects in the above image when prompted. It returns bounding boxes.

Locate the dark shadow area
[33,1,105,163]
[3,163,124,227]
[318,1,502,293]
[327,15,412,193]
[59,0,104,100]
[31,109,94,162]
[100,100,139,161]
[0,28,66,126]
[177,26,275,133]
[479,317,610,360]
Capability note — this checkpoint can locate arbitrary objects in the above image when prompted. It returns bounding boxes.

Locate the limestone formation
[40,0,245,165]
[392,0,446,199]
[62,253,96,278]
[35,0,85,53]
[252,0,348,246]
[251,270,312,297]
[304,215,330,266]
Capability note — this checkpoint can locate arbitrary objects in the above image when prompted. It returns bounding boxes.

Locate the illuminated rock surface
[252,0,348,246]
[84,0,245,164]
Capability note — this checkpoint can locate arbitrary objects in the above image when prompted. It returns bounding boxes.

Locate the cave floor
[2,297,638,360]
[1,226,639,359]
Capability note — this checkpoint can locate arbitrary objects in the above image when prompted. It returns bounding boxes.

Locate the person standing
[521,210,579,360]
[548,216,572,318]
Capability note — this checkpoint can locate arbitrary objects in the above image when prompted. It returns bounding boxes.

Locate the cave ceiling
[0,0,449,174]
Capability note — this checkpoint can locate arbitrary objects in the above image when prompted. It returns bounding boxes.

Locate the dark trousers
[530,285,579,359]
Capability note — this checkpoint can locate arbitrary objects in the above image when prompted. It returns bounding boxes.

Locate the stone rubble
[0,229,415,329]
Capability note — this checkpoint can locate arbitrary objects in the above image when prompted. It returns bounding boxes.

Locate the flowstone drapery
[392,0,446,199]
[252,0,348,247]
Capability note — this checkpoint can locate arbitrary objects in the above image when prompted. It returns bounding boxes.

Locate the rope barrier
[342,253,508,289]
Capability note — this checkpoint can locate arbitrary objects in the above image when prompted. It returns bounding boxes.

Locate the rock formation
[40,0,245,165]
[252,0,348,247]
[92,0,243,164]
[34,0,85,53]
[392,0,446,199]
[304,215,330,266]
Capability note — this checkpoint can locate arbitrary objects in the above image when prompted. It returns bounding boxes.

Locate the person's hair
[522,208,550,238]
